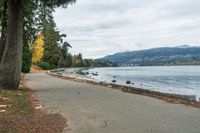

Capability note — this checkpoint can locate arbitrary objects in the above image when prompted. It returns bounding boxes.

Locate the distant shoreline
[48,68,200,109]
[118,64,200,67]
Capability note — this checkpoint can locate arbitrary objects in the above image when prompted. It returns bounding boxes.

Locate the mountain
[100,45,200,66]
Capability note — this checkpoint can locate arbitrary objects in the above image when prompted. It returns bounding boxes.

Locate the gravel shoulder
[25,72,200,133]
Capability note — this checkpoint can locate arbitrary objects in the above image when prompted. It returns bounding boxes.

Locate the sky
[54,0,200,58]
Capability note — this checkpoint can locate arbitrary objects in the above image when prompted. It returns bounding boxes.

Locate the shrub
[37,61,52,70]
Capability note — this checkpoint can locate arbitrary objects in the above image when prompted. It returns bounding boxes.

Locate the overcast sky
[54,0,200,58]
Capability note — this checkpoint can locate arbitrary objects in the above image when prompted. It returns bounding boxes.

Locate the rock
[126,81,131,84]
[119,87,124,90]
[57,72,63,76]
[99,82,104,85]
[86,72,89,75]
[107,85,113,88]
[113,76,116,78]
[92,73,98,76]
[112,80,116,83]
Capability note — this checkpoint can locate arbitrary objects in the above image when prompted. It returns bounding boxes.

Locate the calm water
[86,66,200,100]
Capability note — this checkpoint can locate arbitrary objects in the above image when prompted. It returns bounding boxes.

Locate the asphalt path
[25,73,200,133]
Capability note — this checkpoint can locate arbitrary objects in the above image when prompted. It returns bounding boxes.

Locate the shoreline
[48,68,200,109]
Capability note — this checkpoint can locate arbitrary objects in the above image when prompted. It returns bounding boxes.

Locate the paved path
[25,73,200,133]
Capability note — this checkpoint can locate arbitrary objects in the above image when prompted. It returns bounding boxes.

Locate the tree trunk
[0,36,6,62]
[0,0,24,89]
[0,0,7,61]
[0,35,6,62]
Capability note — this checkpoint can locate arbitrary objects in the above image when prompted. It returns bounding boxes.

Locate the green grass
[0,88,33,118]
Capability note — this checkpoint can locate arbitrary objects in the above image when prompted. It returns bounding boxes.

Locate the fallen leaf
[17,93,22,96]
[34,105,43,110]
[0,104,12,108]
[0,110,6,113]
[0,97,12,101]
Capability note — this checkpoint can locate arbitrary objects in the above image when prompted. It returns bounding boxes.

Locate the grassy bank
[0,87,66,133]
[0,88,33,117]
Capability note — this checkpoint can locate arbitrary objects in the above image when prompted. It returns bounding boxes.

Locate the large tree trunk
[0,34,6,62]
[0,34,6,61]
[0,0,24,89]
[0,0,7,61]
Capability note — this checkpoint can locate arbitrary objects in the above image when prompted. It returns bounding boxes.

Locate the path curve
[25,73,200,133]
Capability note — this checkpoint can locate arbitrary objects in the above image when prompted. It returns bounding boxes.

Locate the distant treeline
[36,53,116,70]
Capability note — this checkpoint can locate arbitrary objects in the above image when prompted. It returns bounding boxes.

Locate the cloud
[54,0,200,58]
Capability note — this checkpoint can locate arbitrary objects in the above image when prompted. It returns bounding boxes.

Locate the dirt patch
[30,65,47,73]
[0,85,67,133]
[0,113,66,133]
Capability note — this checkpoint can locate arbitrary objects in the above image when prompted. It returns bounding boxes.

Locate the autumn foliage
[32,35,44,63]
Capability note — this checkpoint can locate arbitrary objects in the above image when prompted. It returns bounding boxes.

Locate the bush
[37,61,52,70]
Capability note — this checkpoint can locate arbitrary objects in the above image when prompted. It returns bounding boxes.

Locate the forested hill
[100,45,200,66]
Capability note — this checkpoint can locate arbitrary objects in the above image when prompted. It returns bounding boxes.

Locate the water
[85,66,200,100]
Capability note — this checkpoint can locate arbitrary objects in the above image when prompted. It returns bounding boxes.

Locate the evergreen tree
[58,41,72,67]
[73,53,84,67]
[42,20,60,68]
[67,53,73,67]
[22,0,38,73]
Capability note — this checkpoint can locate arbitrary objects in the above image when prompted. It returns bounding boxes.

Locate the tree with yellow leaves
[32,35,44,63]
